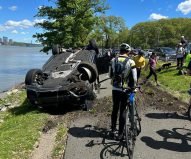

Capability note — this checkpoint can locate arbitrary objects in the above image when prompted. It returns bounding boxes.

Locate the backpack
[113,57,129,88]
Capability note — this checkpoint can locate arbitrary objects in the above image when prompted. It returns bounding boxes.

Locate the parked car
[154,47,176,60]
[144,49,154,57]
[25,46,110,108]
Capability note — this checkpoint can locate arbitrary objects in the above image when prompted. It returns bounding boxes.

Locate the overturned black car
[25,46,110,108]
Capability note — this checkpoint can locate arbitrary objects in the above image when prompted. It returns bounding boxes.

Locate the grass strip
[0,91,48,159]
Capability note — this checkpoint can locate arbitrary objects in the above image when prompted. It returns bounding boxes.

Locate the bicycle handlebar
[123,85,142,93]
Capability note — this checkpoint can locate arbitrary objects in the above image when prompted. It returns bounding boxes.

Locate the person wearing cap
[133,50,146,83]
[176,43,184,68]
[110,43,137,140]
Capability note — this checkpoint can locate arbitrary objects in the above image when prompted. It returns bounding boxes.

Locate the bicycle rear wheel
[125,107,135,159]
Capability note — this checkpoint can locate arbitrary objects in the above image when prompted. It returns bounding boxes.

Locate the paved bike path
[64,109,191,159]
[64,74,191,159]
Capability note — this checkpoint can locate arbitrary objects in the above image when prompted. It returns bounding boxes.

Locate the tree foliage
[88,15,128,48]
[33,0,108,52]
[130,18,191,49]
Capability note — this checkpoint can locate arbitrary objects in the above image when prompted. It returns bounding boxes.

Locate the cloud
[0,6,2,10]
[11,30,29,34]
[21,31,29,35]
[8,6,18,11]
[5,19,33,28]
[149,13,168,20]
[33,19,46,24]
[38,6,43,9]
[11,30,19,34]
[0,19,46,32]
[177,0,191,15]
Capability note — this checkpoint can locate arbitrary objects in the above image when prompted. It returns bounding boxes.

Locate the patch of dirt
[141,82,188,112]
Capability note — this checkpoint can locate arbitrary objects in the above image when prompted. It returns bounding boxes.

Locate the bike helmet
[120,43,131,52]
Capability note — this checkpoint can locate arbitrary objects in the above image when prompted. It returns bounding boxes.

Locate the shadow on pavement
[145,112,189,120]
[68,125,129,158]
[141,128,191,152]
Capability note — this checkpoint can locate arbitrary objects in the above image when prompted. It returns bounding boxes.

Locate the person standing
[185,50,191,75]
[110,43,137,140]
[144,52,159,86]
[85,39,100,87]
[133,50,146,83]
[176,43,184,68]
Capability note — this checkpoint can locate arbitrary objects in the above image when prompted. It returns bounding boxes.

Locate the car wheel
[77,62,98,83]
[25,69,43,85]
[52,44,60,55]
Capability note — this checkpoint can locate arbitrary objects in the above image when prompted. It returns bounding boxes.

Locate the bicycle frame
[128,92,136,124]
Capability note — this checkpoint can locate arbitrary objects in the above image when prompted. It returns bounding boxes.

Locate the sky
[0,0,191,43]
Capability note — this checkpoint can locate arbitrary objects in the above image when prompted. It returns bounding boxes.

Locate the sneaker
[109,128,116,139]
[117,133,124,141]
[109,132,114,139]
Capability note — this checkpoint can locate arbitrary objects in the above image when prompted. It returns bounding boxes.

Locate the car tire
[77,62,98,83]
[25,69,43,85]
[52,44,60,55]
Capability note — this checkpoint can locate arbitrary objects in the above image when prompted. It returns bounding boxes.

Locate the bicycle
[123,87,141,159]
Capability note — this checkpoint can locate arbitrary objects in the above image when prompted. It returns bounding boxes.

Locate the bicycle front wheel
[125,107,135,159]
[134,102,141,136]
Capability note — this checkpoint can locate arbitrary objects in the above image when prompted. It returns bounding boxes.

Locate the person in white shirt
[176,43,184,68]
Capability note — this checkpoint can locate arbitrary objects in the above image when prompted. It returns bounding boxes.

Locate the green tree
[130,18,191,49]
[33,0,108,52]
[90,15,127,48]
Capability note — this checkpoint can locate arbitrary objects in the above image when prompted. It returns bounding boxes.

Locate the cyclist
[133,50,146,83]
[110,43,137,140]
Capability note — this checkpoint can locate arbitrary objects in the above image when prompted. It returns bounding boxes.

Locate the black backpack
[113,57,129,88]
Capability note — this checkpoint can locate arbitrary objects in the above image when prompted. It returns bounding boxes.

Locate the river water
[0,46,51,92]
